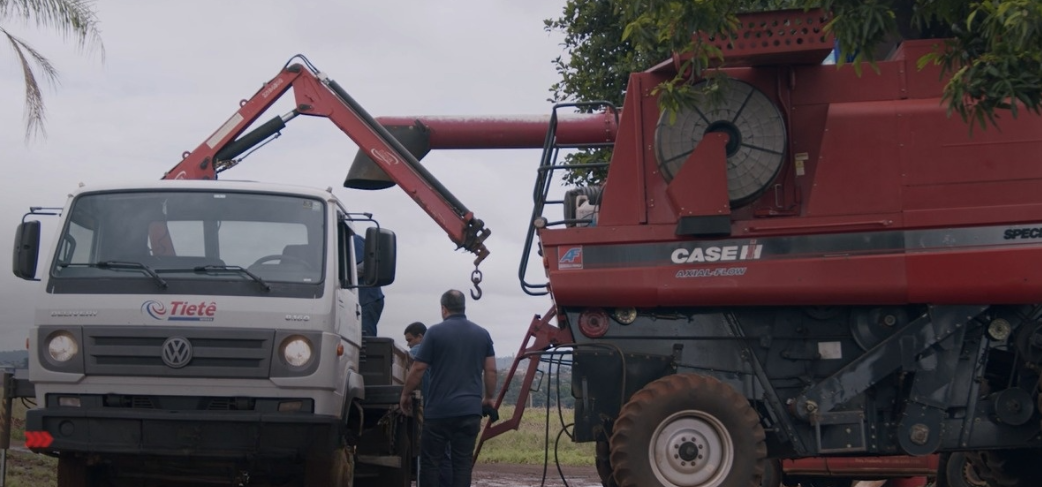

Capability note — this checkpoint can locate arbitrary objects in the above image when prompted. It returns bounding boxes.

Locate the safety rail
[518,101,618,296]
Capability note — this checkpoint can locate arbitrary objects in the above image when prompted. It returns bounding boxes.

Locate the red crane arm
[164,67,304,181]
[163,61,490,265]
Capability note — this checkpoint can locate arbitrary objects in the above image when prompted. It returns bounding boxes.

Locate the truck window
[335,217,357,289]
[56,220,95,265]
[51,190,326,285]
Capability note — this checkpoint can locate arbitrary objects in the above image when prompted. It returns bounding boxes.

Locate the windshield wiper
[192,265,271,292]
[59,261,168,289]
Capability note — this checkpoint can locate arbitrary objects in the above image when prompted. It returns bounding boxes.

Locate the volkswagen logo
[161,337,193,369]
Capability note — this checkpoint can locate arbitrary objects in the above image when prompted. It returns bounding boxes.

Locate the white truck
[13,179,415,486]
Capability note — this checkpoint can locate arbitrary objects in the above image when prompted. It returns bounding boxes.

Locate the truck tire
[596,440,619,487]
[609,373,766,487]
[938,452,987,487]
[57,454,101,487]
[374,417,413,487]
[304,447,354,487]
[968,449,1042,487]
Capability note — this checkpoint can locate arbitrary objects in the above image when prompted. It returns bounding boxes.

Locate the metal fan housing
[654,79,787,208]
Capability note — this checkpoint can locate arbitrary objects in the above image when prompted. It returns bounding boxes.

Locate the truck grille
[83,326,274,378]
[101,395,257,410]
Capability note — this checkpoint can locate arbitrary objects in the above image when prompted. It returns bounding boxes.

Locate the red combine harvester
[148,8,1042,487]
[344,9,1042,487]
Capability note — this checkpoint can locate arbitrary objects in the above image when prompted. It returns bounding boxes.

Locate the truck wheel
[376,418,413,487]
[596,440,619,487]
[610,374,766,487]
[939,452,987,487]
[304,447,354,487]
[968,449,1042,487]
[57,454,101,487]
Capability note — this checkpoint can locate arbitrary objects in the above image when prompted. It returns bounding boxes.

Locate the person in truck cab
[399,290,497,487]
[353,233,385,335]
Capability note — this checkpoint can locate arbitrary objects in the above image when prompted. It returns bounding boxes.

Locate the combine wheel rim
[650,409,734,486]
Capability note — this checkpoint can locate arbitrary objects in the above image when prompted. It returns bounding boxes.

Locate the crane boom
[164,59,490,269]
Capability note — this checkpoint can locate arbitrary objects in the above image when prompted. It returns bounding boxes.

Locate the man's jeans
[360,298,384,336]
[420,415,481,487]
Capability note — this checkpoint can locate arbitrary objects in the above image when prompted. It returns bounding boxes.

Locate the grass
[476,405,595,467]
[4,400,57,487]
[5,449,57,487]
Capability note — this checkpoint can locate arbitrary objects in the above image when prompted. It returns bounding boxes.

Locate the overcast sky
[0,0,579,355]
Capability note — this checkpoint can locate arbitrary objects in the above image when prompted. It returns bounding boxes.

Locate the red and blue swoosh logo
[141,300,168,320]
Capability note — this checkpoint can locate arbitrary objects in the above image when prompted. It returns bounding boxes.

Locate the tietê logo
[142,300,216,322]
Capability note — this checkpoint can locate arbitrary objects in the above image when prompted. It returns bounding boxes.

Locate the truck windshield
[51,190,325,285]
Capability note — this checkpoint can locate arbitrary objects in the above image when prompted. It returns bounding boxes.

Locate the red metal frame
[690,8,836,68]
[783,455,938,477]
[472,306,574,461]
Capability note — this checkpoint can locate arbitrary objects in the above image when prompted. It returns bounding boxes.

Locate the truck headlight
[47,332,79,362]
[281,336,313,367]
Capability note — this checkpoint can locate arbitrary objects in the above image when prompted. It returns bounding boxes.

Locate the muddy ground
[465,463,601,487]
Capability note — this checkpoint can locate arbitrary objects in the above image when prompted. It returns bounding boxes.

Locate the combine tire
[939,452,987,487]
[304,447,354,487]
[968,448,1042,487]
[610,373,766,487]
[760,459,782,487]
[596,440,620,487]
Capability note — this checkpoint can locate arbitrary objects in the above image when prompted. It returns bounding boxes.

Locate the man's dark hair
[440,289,466,314]
[404,322,427,337]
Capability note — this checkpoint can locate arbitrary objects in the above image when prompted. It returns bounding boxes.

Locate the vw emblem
[161,337,193,369]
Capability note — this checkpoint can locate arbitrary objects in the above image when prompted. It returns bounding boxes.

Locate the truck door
[334,213,362,345]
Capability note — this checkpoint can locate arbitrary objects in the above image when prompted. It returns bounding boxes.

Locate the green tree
[545,0,671,185]
[547,0,1042,183]
[1,0,103,139]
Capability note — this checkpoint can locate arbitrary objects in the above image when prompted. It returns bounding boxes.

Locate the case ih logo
[142,300,216,322]
[671,244,764,264]
[559,247,583,270]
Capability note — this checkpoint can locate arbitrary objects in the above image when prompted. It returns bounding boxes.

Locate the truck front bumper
[26,407,342,459]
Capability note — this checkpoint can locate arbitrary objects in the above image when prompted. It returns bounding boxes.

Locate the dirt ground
[469,463,602,487]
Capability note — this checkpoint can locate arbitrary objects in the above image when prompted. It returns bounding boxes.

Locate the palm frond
[1,25,60,140]
[0,0,104,60]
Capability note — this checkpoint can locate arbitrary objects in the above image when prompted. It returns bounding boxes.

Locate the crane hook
[470,268,484,300]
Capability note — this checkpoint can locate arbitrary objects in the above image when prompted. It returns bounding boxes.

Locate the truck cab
[12,179,409,486]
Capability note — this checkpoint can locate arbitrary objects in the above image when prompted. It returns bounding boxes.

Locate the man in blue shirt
[399,290,496,487]
[353,233,384,336]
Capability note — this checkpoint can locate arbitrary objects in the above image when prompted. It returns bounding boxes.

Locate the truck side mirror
[13,221,41,280]
[362,227,396,287]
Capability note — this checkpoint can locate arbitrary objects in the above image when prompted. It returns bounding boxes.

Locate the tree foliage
[547,0,1042,184]
[545,0,672,185]
[1,0,104,140]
